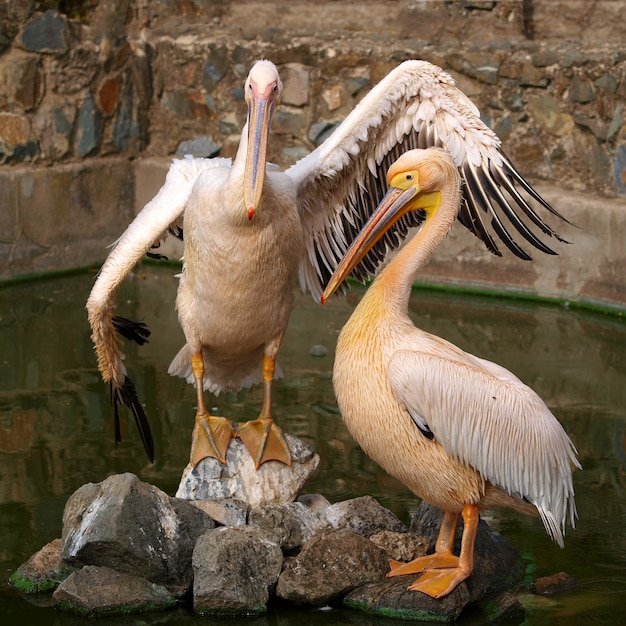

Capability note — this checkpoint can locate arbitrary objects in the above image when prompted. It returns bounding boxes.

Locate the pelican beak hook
[244,83,277,220]
[321,185,418,304]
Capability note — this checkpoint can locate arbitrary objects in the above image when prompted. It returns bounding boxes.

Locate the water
[1,264,625,625]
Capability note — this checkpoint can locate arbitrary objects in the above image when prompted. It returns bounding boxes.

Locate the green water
[1,264,625,624]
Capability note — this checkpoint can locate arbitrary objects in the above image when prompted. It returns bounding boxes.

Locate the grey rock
[61,472,214,595]
[308,121,340,145]
[9,539,75,594]
[33,98,75,161]
[531,49,559,67]
[111,77,143,152]
[20,10,68,54]
[571,76,596,104]
[527,93,574,137]
[613,144,626,195]
[53,565,176,616]
[607,103,623,143]
[281,63,310,107]
[176,434,320,508]
[192,526,283,614]
[324,495,407,537]
[175,135,222,157]
[561,46,584,68]
[593,72,619,94]
[273,108,306,135]
[276,528,389,606]
[202,46,229,91]
[479,591,526,622]
[446,51,501,85]
[248,502,328,551]
[190,498,249,526]
[346,76,370,96]
[297,492,331,516]
[282,145,309,161]
[343,502,525,621]
[161,90,193,118]
[74,94,102,157]
[344,575,473,622]
[369,530,429,562]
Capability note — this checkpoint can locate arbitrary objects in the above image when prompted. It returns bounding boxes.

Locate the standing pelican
[87,59,571,468]
[321,148,579,599]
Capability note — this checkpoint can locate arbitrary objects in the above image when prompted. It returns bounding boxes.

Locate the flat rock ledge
[9,438,576,621]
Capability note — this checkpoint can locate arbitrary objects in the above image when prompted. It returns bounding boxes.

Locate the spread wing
[288,60,570,300]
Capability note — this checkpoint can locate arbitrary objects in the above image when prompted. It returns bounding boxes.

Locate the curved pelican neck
[375,178,461,310]
[233,122,250,170]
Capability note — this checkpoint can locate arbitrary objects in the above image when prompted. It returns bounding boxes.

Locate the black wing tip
[111,377,156,463]
[147,251,169,261]
[112,316,151,346]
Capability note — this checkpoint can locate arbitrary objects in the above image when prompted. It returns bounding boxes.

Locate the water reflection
[1,264,625,625]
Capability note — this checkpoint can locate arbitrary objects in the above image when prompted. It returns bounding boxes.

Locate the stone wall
[0,0,625,309]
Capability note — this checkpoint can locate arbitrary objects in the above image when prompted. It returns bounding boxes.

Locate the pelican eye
[405,174,414,181]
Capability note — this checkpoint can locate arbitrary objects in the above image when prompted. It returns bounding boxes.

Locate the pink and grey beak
[321,185,418,304]
[244,82,278,220]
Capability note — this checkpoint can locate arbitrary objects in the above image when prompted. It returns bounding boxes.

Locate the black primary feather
[147,251,169,260]
[112,316,151,346]
[111,376,155,463]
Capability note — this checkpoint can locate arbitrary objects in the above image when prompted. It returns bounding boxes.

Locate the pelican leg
[190,352,234,466]
[388,509,460,577]
[406,504,479,598]
[235,355,291,468]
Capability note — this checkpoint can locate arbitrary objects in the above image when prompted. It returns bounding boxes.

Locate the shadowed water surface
[1,264,625,625]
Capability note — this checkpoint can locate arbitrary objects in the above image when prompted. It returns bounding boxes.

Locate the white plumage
[87,59,570,466]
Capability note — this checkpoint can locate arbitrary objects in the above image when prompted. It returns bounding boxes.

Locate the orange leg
[235,355,291,468]
[189,352,234,465]
[388,510,460,576]
[389,504,479,598]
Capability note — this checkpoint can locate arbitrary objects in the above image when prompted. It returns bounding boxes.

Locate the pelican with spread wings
[87,59,570,467]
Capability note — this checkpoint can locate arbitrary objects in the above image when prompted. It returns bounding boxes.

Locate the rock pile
[9,435,572,622]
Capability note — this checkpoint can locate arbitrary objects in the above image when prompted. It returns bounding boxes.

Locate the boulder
[176,434,320,508]
[192,525,283,615]
[53,565,175,616]
[9,538,75,593]
[276,529,389,606]
[248,501,329,552]
[324,495,407,536]
[343,502,526,620]
[61,472,214,595]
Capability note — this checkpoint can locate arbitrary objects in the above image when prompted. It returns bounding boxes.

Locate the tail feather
[111,376,155,463]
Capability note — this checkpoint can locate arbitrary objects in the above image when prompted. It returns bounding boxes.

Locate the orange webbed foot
[190,414,235,465]
[235,417,291,469]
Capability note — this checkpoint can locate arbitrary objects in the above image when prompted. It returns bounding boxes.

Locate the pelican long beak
[244,89,276,220]
[321,185,418,304]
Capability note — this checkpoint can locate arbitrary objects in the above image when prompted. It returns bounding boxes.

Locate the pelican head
[243,60,282,219]
[321,148,458,303]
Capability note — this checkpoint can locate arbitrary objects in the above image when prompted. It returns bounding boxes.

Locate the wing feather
[86,155,231,460]
[388,349,579,546]
[87,155,229,385]
[288,60,570,300]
